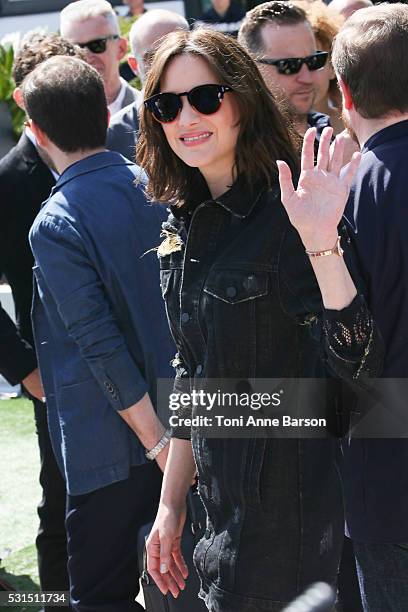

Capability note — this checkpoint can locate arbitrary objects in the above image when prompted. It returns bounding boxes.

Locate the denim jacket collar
[171,173,268,221]
[51,151,133,195]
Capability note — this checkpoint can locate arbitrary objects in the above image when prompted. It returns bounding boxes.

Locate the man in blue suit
[332,4,408,610]
[25,54,175,611]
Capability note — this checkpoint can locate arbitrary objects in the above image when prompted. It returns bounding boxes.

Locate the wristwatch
[145,429,171,461]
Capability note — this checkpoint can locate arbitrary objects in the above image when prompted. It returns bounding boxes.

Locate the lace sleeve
[323,294,383,381]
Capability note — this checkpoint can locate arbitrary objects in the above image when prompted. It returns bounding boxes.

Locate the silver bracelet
[145,429,171,461]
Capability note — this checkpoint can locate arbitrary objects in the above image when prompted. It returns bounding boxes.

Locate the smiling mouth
[180,132,212,143]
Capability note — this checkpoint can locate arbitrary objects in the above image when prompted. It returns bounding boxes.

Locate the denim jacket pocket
[203,269,268,304]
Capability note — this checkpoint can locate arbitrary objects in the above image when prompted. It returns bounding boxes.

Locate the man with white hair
[60,0,140,115]
[106,8,189,160]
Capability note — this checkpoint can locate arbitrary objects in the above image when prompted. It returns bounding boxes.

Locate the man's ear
[117,36,128,62]
[12,87,25,110]
[127,55,138,76]
[338,76,353,111]
[30,120,49,149]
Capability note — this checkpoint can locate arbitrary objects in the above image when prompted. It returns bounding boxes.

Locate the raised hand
[277,127,361,252]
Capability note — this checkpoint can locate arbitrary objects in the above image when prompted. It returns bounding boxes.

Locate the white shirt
[108,77,130,117]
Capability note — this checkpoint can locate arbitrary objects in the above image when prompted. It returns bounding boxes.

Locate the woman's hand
[146,500,188,598]
[277,126,361,252]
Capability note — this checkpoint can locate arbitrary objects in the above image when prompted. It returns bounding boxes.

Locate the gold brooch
[157,230,184,257]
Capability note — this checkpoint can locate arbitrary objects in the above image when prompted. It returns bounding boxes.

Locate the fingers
[158,533,181,597]
[343,151,362,190]
[147,532,186,599]
[168,553,187,592]
[277,160,295,205]
[146,533,170,595]
[301,127,317,172]
[316,127,333,171]
[329,132,345,176]
[172,546,189,580]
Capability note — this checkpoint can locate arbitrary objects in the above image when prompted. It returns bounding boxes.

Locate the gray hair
[60,0,120,36]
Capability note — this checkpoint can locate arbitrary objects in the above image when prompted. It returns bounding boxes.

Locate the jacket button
[245,275,256,289]
[226,286,237,298]
[195,364,203,376]
[104,381,114,393]
[181,312,190,323]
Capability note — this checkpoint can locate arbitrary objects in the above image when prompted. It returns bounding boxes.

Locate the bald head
[129,9,189,81]
[329,0,372,20]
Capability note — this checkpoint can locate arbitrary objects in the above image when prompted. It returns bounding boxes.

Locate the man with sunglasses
[238,2,330,138]
[60,0,140,117]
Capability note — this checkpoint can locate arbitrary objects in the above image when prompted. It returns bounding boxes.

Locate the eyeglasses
[256,51,328,75]
[144,84,233,124]
[76,35,119,54]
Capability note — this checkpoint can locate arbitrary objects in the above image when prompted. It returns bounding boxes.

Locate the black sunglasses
[77,34,119,54]
[144,84,233,124]
[256,51,328,75]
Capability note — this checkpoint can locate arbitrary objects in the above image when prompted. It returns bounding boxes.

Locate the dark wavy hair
[136,28,299,205]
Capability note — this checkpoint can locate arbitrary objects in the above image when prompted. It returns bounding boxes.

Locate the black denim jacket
[158,176,383,437]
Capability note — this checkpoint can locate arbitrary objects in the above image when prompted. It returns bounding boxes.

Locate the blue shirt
[30,151,175,495]
[343,120,408,542]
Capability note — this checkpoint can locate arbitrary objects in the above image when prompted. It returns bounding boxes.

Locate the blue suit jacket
[343,120,408,542]
[30,151,174,495]
[106,101,139,161]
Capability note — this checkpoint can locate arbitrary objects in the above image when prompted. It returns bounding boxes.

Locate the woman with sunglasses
[137,29,382,611]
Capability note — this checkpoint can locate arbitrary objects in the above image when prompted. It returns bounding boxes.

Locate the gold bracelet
[305,236,344,258]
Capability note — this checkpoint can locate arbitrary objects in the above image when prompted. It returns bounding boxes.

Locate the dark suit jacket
[106,101,139,161]
[0,132,55,385]
[343,119,408,543]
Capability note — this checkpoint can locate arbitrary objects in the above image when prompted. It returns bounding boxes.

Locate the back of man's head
[22,56,108,153]
[238,1,307,55]
[129,9,189,82]
[13,32,84,87]
[60,0,119,36]
[332,3,408,119]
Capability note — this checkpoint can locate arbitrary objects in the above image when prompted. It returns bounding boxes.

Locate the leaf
[0,42,25,138]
